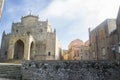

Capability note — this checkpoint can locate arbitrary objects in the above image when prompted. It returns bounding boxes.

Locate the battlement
[12,22,23,26]
[21,14,39,19]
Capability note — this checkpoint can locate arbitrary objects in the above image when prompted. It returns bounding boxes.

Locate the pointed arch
[14,39,24,59]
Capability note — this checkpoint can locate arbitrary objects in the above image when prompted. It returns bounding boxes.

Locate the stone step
[2,60,22,64]
[0,63,22,80]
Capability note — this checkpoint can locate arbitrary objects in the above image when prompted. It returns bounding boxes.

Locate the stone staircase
[0,63,22,80]
[2,59,22,64]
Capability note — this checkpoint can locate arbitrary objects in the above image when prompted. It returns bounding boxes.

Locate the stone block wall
[0,63,22,80]
[22,60,120,80]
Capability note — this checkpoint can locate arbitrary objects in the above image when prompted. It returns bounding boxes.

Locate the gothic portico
[8,34,35,60]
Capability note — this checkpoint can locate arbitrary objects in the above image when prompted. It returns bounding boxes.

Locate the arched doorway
[14,40,24,59]
[30,42,34,60]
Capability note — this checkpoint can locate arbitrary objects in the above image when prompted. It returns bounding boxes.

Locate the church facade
[0,14,62,61]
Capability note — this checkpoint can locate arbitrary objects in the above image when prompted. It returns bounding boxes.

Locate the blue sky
[0,0,120,49]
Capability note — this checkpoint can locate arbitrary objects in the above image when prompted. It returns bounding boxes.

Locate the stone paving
[22,60,120,80]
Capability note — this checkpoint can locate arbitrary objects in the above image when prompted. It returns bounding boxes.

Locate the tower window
[16,30,18,32]
[81,56,83,60]
[40,29,43,32]
[27,31,30,35]
[40,23,42,25]
[48,52,51,56]
[5,51,7,56]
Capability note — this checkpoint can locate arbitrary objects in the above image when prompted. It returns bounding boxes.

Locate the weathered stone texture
[89,19,117,60]
[0,64,22,80]
[22,60,120,80]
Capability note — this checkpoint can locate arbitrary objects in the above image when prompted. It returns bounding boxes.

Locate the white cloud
[40,0,120,28]
[38,0,120,49]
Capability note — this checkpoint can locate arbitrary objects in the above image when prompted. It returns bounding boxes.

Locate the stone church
[0,14,62,61]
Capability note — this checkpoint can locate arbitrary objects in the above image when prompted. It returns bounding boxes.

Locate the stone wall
[0,33,10,61]
[22,60,120,80]
[89,19,117,60]
[0,63,22,80]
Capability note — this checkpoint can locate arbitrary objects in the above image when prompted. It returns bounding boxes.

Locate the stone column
[23,38,30,60]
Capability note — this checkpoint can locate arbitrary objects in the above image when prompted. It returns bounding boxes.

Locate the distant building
[0,0,4,19]
[68,39,83,60]
[89,19,118,60]
[0,14,62,61]
[62,50,69,60]
[80,40,90,60]
[62,39,90,60]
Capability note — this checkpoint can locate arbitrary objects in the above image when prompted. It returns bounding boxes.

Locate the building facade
[89,19,117,60]
[80,40,90,60]
[68,39,83,60]
[108,29,120,60]
[62,39,89,60]
[0,14,62,61]
[62,50,69,60]
[116,7,120,55]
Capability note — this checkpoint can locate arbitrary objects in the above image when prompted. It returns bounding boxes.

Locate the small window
[5,51,7,56]
[27,31,30,35]
[81,49,82,52]
[93,52,96,59]
[48,52,51,56]
[16,30,18,32]
[77,53,79,56]
[81,56,83,60]
[40,23,42,25]
[40,29,43,32]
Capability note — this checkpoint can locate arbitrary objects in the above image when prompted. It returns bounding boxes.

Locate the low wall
[0,63,22,80]
[22,60,120,80]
